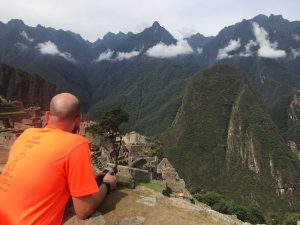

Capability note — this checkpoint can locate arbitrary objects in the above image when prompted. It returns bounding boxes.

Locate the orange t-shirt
[0,127,99,225]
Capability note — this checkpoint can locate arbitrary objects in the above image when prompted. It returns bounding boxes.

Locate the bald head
[49,93,81,123]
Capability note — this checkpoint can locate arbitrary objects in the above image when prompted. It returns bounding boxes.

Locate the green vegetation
[88,108,129,173]
[161,65,300,222]
[191,189,265,224]
[145,137,165,160]
[89,108,129,134]
[0,111,26,116]
[135,181,164,193]
[88,59,197,136]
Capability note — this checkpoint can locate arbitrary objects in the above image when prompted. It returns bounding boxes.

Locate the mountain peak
[152,21,161,28]
[252,14,268,22]
[269,14,283,19]
[7,19,25,27]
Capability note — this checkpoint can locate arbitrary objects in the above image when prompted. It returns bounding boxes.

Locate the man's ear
[75,114,81,127]
[45,111,50,124]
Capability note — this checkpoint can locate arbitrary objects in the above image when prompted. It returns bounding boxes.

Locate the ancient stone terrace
[0,102,44,173]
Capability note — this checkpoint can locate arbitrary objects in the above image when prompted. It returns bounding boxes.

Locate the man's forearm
[72,185,108,220]
[90,184,108,213]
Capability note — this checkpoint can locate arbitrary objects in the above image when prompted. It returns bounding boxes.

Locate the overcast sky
[0,0,299,42]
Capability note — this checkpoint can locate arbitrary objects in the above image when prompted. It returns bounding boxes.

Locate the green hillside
[88,58,198,136]
[271,88,300,161]
[161,65,300,216]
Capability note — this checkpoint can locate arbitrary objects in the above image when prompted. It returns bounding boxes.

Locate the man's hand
[103,171,117,190]
[72,171,117,219]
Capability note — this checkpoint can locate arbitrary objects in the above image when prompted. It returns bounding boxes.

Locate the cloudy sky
[0,0,299,42]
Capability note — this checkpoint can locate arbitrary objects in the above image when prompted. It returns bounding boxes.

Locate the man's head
[45,93,81,133]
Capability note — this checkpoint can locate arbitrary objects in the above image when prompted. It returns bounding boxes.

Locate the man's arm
[71,172,117,219]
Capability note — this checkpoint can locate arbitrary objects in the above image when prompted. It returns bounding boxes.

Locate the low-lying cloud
[94,49,140,62]
[20,31,34,42]
[217,38,241,60]
[36,41,76,63]
[292,34,300,41]
[116,50,140,60]
[14,42,29,51]
[196,48,203,54]
[252,22,286,58]
[145,40,193,58]
[94,49,114,62]
[239,40,258,57]
[291,48,300,59]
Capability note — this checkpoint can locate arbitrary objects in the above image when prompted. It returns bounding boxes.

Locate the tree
[89,108,129,173]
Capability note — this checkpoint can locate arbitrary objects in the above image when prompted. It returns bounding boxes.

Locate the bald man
[0,93,117,225]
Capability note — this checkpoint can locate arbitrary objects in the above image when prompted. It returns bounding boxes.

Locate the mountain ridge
[161,65,300,216]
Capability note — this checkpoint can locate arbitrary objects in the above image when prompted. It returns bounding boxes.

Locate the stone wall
[24,107,42,118]
[107,163,151,182]
[123,131,147,145]
[157,158,186,194]
[0,131,22,149]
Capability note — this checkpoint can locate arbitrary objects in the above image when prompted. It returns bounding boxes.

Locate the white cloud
[93,49,140,62]
[14,42,29,51]
[252,22,286,58]
[239,40,258,57]
[116,50,140,60]
[217,38,241,60]
[20,31,34,42]
[196,48,203,54]
[145,40,193,58]
[36,41,76,63]
[291,48,300,59]
[292,34,300,41]
[94,49,114,62]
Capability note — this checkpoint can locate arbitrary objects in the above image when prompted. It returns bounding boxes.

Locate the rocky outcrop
[287,89,300,160]
[62,186,245,225]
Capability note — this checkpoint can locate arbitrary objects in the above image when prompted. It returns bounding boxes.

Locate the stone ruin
[80,126,188,197]
[0,104,44,150]
[0,101,45,173]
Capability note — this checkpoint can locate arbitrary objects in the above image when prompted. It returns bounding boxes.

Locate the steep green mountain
[271,88,300,161]
[161,65,300,214]
[0,63,57,109]
[88,57,198,135]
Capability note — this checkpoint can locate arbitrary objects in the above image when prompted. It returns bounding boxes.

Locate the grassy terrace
[0,111,26,116]
[135,181,164,193]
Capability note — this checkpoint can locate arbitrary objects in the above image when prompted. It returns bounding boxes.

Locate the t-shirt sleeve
[66,141,99,197]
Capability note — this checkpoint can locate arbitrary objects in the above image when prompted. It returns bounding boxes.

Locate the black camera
[95,167,115,186]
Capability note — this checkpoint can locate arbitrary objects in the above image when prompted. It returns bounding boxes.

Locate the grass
[0,111,26,116]
[135,181,164,193]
